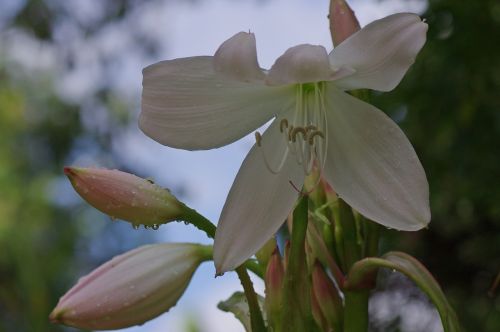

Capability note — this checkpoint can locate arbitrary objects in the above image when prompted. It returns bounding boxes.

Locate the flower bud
[311,261,343,331]
[64,166,184,228]
[311,286,329,332]
[264,247,285,330]
[50,243,208,330]
[329,0,361,46]
[255,237,277,267]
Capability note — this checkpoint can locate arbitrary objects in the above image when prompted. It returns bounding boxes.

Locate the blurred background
[0,0,499,331]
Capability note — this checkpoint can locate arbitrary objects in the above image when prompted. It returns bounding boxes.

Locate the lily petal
[141,56,293,150]
[214,31,265,82]
[214,118,304,273]
[267,45,335,86]
[329,13,427,92]
[322,85,430,231]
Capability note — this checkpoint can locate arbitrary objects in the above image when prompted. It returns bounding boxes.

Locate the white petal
[322,85,430,230]
[141,56,294,150]
[214,118,304,273]
[214,32,265,82]
[329,13,427,91]
[267,44,335,86]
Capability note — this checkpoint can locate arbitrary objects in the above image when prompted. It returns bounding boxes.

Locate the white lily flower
[140,13,430,273]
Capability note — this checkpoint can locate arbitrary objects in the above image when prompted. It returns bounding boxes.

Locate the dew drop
[152,224,159,230]
[183,221,189,225]
[132,224,140,230]
[144,225,150,230]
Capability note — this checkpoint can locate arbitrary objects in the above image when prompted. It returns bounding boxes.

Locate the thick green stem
[344,290,370,332]
[236,266,267,332]
[281,196,317,332]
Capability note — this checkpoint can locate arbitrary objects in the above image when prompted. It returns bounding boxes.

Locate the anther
[308,130,325,145]
[305,125,318,132]
[255,131,262,147]
[290,127,307,142]
[280,119,289,133]
[287,125,295,141]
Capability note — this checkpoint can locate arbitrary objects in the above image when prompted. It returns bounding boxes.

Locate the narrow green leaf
[217,292,265,332]
[345,251,462,332]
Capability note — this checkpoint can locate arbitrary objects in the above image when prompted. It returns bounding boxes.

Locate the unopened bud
[64,167,184,228]
[329,0,361,46]
[255,237,277,267]
[50,243,208,330]
[311,286,329,332]
[264,247,285,330]
[311,261,343,331]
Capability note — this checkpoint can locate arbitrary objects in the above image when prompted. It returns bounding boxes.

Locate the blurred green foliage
[373,0,500,331]
[0,59,82,331]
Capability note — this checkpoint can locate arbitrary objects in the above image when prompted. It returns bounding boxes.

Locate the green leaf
[217,292,265,332]
[345,251,462,332]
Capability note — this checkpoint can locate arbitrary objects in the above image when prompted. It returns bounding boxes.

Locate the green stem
[244,259,265,279]
[179,205,216,238]
[236,266,267,332]
[281,196,317,332]
[181,206,266,330]
[344,290,370,332]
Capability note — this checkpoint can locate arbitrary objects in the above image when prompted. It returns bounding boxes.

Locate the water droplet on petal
[132,224,140,230]
[152,224,159,230]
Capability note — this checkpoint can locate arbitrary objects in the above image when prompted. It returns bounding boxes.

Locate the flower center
[255,82,328,177]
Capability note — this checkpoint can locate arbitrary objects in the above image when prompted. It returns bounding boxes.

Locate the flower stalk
[280,195,317,332]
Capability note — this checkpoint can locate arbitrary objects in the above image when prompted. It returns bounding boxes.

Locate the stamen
[290,127,307,142]
[254,131,262,147]
[305,125,318,132]
[308,130,325,145]
[255,128,289,175]
[280,119,289,133]
[287,125,295,141]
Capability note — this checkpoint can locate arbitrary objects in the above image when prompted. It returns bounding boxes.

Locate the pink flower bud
[329,0,361,46]
[64,167,184,228]
[264,247,285,330]
[50,243,208,330]
[312,261,344,331]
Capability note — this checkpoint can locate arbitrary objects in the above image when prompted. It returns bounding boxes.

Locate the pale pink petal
[141,56,294,150]
[214,117,304,273]
[322,85,430,230]
[267,45,335,86]
[214,31,265,82]
[329,13,427,91]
